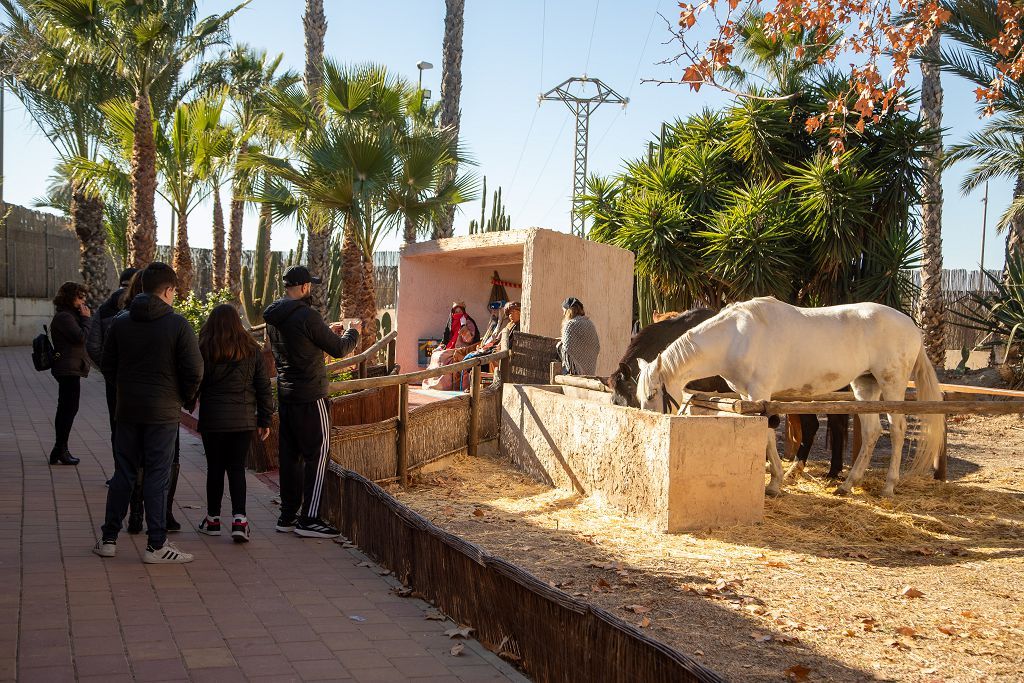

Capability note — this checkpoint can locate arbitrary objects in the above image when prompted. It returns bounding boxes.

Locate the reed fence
[318,469,724,682]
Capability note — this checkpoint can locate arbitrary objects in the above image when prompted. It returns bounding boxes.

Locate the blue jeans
[101,422,178,549]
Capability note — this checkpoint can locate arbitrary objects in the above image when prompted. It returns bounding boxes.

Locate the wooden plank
[397,383,409,488]
[468,365,482,457]
[911,380,1024,398]
[761,399,1024,415]
[553,375,611,393]
[328,349,511,394]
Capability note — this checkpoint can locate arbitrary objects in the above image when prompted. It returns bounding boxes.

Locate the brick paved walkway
[0,347,525,682]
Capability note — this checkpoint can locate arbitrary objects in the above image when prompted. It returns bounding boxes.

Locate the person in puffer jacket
[96,263,202,565]
[263,265,359,539]
[195,304,275,543]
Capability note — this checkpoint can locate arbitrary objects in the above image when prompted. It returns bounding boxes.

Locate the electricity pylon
[540,76,628,237]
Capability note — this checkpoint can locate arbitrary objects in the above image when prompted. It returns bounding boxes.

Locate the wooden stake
[397,383,409,488]
[468,365,482,457]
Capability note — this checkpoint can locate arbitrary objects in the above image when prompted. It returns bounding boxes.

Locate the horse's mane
[617,309,716,372]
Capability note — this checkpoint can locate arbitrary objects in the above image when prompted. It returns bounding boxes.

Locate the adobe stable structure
[500,384,769,532]
[395,228,634,376]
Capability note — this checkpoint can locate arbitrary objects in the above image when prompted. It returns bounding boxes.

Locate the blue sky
[0,0,1008,270]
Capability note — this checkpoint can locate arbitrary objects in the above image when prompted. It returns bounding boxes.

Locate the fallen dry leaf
[895,626,919,638]
[445,625,474,639]
[937,624,958,636]
[625,604,651,614]
[900,585,924,599]
[594,578,611,590]
[472,508,485,517]
[908,547,935,556]
[392,587,413,598]
[424,609,445,621]
[861,618,878,632]
[961,610,979,619]
[885,638,911,651]
[785,664,813,681]
[441,505,455,516]
[775,634,801,645]
[639,616,651,628]
[450,643,465,656]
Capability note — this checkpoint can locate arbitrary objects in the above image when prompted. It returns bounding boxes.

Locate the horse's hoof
[880,489,895,499]
[765,486,782,498]
[785,464,804,481]
[826,471,842,481]
[834,486,850,497]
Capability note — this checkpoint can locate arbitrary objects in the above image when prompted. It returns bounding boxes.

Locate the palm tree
[30,0,247,268]
[434,0,466,239]
[934,0,1024,266]
[219,45,300,300]
[246,62,475,343]
[917,29,946,371]
[303,0,331,314]
[0,1,115,307]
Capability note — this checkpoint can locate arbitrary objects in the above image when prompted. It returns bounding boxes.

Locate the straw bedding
[393,412,1024,682]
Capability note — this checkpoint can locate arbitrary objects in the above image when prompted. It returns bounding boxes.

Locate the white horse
[635,297,944,498]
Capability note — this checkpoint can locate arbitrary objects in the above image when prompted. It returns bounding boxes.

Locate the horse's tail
[908,344,945,477]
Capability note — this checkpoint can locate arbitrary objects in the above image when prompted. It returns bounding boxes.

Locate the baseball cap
[119,267,139,286]
[282,265,322,286]
[562,297,582,309]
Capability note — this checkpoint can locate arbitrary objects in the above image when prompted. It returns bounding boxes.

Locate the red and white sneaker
[231,516,250,543]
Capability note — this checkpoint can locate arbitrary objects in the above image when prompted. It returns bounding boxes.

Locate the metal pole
[979,181,989,291]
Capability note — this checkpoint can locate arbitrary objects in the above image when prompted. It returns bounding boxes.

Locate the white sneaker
[92,540,116,558]
[143,542,194,564]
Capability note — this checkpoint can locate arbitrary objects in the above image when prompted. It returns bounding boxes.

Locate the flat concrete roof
[399,228,538,260]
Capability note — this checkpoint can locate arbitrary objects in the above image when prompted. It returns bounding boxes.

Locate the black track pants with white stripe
[278,398,331,522]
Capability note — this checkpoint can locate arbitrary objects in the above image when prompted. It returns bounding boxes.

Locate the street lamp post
[416,60,433,95]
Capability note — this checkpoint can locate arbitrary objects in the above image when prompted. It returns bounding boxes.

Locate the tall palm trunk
[71,186,109,309]
[403,216,417,244]
[172,208,193,299]
[211,183,226,290]
[128,89,158,268]
[434,0,465,239]
[917,30,945,372]
[358,253,378,351]
[340,221,363,323]
[1005,173,1024,273]
[304,0,330,314]
[258,200,273,278]
[227,194,244,299]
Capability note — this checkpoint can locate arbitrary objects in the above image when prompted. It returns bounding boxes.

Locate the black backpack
[32,325,59,372]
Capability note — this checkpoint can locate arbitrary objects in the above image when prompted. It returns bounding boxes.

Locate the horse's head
[635,356,665,412]
[609,362,640,407]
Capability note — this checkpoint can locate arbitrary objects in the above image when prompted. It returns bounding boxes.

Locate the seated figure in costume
[459,301,520,390]
[422,301,479,391]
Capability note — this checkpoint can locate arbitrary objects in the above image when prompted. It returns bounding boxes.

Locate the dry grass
[392,413,1024,682]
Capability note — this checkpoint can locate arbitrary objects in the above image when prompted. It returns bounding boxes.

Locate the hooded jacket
[101,293,204,424]
[197,354,275,432]
[86,285,127,369]
[263,297,359,404]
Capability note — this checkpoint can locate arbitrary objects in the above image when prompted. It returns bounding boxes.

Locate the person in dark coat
[263,265,359,539]
[87,267,139,449]
[49,281,92,466]
[88,268,139,486]
[195,305,274,543]
[95,263,203,564]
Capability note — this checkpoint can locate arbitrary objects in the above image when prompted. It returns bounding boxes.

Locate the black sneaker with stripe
[275,515,298,533]
[294,518,340,538]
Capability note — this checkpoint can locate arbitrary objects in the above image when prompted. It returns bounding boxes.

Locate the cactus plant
[469,176,511,234]
[241,252,281,326]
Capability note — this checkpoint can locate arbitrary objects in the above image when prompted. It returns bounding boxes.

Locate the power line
[583,0,601,74]
[509,106,539,190]
[594,0,662,151]
[520,111,570,213]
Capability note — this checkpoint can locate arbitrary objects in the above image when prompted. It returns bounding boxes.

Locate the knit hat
[562,297,582,309]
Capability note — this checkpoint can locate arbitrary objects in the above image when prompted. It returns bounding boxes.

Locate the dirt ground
[391,388,1024,682]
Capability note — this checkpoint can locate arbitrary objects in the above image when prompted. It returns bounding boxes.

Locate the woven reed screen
[323,468,725,683]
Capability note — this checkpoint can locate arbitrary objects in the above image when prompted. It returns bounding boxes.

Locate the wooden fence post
[468,364,482,457]
[549,361,559,385]
[397,383,409,488]
[358,359,368,379]
[387,338,396,372]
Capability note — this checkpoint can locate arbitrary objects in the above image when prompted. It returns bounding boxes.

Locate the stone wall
[500,384,768,532]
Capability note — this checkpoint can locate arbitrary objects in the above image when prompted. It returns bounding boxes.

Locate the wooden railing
[325,331,398,378]
[327,349,511,486]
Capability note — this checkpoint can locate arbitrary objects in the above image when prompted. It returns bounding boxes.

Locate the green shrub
[175,289,236,335]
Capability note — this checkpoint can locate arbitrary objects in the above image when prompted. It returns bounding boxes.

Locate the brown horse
[610,309,850,478]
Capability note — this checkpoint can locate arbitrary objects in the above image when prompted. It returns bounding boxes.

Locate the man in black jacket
[95,263,203,564]
[264,265,359,538]
[87,267,138,483]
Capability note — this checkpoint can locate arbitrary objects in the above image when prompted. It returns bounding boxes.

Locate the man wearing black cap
[87,267,140,460]
[263,265,360,538]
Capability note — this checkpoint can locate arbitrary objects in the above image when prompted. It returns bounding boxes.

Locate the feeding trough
[499,381,768,532]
